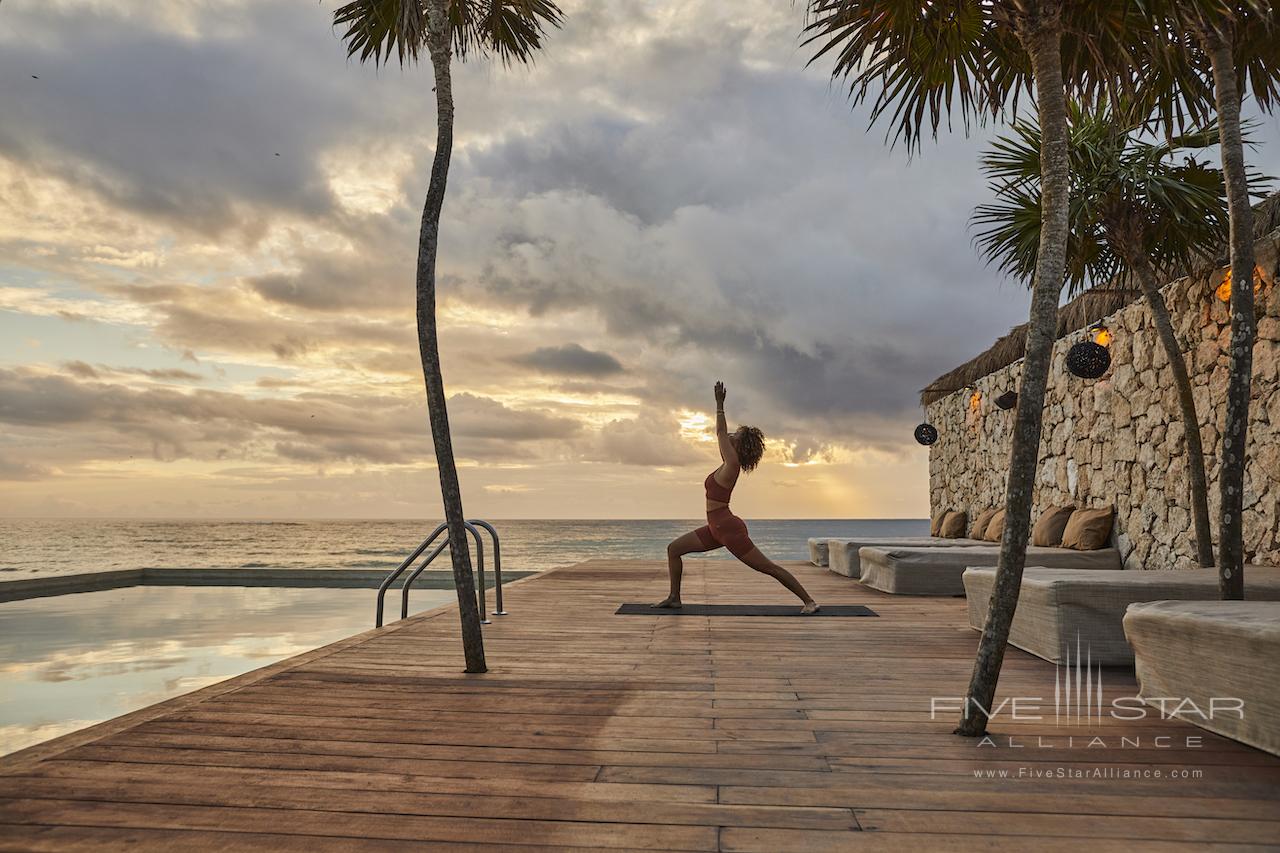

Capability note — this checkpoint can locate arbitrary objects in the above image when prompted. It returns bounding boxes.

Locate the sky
[2,1,1278,520]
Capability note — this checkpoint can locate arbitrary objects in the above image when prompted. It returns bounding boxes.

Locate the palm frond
[801,0,1018,151]
[334,0,427,67]
[1129,0,1280,135]
[451,0,563,65]
[334,0,562,68]
[973,98,1274,295]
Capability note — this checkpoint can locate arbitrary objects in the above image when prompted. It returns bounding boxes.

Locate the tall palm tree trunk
[421,0,486,672]
[1202,32,1254,600]
[957,14,1069,738]
[1122,245,1214,568]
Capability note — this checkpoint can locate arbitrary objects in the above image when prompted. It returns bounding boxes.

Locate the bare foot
[800,601,820,615]
[652,597,683,609]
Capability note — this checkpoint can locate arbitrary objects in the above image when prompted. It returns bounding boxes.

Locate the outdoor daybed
[1124,600,1280,757]
[808,537,830,566]
[811,508,989,566]
[821,536,987,572]
[856,545,1122,595]
[964,566,1280,665]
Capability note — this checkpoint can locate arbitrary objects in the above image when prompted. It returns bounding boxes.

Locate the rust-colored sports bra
[705,469,733,504]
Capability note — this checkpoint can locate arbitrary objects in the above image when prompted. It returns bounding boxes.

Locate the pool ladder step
[374,520,505,628]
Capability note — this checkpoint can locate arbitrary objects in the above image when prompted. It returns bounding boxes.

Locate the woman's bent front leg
[654,529,719,608]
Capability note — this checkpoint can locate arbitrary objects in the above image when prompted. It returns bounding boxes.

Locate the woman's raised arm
[714,381,738,471]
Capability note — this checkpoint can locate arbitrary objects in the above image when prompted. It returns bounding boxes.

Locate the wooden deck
[2,558,1279,851]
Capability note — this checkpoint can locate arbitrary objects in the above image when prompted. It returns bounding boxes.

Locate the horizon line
[0,516,931,523]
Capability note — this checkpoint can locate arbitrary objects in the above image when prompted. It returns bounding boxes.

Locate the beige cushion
[970,508,998,540]
[1061,507,1114,550]
[826,538,990,577]
[965,566,1280,665]
[858,545,1122,596]
[1125,600,1280,757]
[982,509,1006,542]
[939,511,968,539]
[1031,505,1075,547]
[807,538,830,566]
[929,511,948,537]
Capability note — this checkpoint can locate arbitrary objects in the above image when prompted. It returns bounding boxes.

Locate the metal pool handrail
[467,519,506,616]
[375,522,447,628]
[400,522,485,623]
[398,538,449,621]
[375,521,505,628]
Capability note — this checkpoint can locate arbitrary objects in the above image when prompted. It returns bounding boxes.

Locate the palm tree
[802,0,1141,736]
[972,102,1269,569]
[334,0,563,672]
[1139,1,1279,597]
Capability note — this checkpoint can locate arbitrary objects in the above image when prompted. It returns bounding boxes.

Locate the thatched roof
[920,192,1280,406]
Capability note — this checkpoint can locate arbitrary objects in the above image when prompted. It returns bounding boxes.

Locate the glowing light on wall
[1217,266,1265,302]
[1066,339,1111,379]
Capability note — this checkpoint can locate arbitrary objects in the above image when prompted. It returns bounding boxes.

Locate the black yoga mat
[615,603,877,617]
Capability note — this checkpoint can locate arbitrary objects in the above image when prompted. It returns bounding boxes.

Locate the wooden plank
[719,783,1280,816]
[719,827,1272,852]
[0,799,718,850]
[851,808,1280,843]
[0,825,658,853]
[0,776,858,831]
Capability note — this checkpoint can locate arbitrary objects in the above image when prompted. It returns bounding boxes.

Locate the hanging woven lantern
[995,390,1017,410]
[914,423,938,446]
[1066,340,1111,379]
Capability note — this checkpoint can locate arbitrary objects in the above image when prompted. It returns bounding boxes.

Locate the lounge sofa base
[1124,600,1280,757]
[964,566,1280,665]
[858,546,1122,596]
[826,537,988,577]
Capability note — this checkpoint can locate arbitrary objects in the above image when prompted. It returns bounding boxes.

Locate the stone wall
[926,233,1280,570]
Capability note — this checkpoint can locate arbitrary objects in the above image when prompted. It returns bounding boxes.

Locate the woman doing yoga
[654,381,820,615]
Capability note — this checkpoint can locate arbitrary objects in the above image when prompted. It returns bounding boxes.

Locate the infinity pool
[0,584,454,756]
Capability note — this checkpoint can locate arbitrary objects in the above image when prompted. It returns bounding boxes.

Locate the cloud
[63,361,203,382]
[512,343,624,377]
[591,415,710,467]
[0,455,51,481]
[0,367,580,469]
[447,393,581,442]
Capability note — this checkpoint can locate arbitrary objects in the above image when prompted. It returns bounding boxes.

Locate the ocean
[0,518,929,579]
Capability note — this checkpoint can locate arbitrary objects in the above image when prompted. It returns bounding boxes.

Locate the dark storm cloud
[512,343,624,377]
[0,3,415,238]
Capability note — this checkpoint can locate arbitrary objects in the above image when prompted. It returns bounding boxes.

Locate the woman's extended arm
[714,381,739,472]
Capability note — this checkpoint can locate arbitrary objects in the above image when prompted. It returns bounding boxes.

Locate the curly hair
[733,425,766,472]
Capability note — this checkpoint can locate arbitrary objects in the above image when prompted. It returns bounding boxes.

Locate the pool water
[0,585,455,756]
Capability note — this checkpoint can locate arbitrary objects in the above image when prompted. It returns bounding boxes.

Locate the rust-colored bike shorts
[695,507,756,559]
